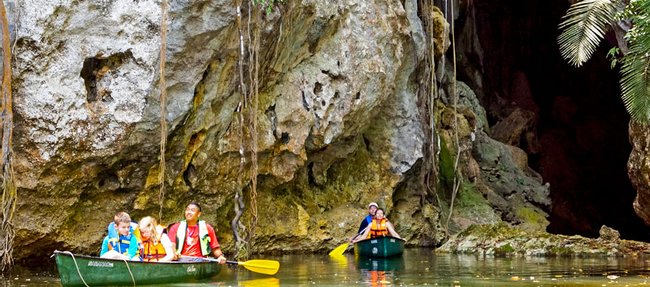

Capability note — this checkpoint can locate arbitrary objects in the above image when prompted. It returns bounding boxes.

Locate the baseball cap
[368,202,378,208]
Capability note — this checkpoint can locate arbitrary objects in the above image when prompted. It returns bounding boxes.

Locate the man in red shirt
[168,202,226,263]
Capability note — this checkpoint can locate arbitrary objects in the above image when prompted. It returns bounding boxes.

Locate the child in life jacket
[138,216,174,262]
[100,212,141,260]
[353,208,402,242]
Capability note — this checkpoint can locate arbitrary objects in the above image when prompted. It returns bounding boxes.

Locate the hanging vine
[231,0,250,259]
[0,0,16,272]
[444,0,462,230]
[158,0,169,221]
[417,0,440,205]
[245,0,261,251]
[230,0,276,260]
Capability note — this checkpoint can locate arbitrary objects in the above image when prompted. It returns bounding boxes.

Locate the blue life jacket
[108,234,134,255]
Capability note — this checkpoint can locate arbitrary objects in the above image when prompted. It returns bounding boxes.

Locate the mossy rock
[494,243,516,256]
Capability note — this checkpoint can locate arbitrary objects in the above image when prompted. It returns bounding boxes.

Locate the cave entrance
[455,0,650,241]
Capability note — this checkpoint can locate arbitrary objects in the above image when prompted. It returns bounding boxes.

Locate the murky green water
[4,248,650,286]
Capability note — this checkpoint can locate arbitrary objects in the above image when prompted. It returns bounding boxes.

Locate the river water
[3,248,650,286]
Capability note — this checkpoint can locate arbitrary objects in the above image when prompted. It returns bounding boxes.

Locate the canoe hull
[54,250,221,286]
[354,236,405,258]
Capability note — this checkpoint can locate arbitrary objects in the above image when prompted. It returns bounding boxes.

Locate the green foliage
[557,0,618,67]
[557,0,650,124]
[437,136,455,189]
[494,244,516,256]
[252,0,283,14]
[606,47,620,68]
[620,43,650,122]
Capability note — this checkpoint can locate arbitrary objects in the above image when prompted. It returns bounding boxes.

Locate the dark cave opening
[456,0,650,241]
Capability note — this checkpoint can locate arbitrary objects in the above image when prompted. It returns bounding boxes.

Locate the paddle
[329,225,370,257]
[183,256,280,275]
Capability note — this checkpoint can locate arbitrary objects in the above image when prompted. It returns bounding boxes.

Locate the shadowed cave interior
[454,0,650,241]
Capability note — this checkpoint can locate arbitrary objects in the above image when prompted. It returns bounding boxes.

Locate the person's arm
[167,223,179,260]
[128,235,141,261]
[207,225,226,264]
[159,234,176,262]
[386,221,401,239]
[353,226,371,243]
[100,236,109,256]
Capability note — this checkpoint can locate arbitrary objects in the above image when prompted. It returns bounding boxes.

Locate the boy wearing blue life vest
[107,212,140,240]
[100,212,141,260]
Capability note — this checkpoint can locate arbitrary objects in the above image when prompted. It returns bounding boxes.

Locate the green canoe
[54,250,221,286]
[354,236,405,258]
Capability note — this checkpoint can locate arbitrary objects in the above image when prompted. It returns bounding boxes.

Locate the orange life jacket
[141,226,167,262]
[369,218,388,238]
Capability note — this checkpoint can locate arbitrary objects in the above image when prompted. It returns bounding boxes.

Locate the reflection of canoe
[54,250,221,286]
[354,236,405,258]
[355,255,405,271]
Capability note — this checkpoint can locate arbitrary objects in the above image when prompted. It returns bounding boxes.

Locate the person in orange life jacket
[138,216,175,262]
[350,202,378,242]
[167,202,226,263]
[100,212,141,260]
[353,208,402,242]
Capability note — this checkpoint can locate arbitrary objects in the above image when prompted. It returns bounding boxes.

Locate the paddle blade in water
[239,259,280,275]
[329,243,349,256]
[240,277,280,287]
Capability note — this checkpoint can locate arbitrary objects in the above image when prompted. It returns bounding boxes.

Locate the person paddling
[167,202,227,263]
[349,202,378,242]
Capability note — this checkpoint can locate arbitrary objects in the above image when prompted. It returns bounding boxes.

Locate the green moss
[494,243,516,256]
[515,206,549,231]
[438,135,455,188]
[548,246,574,256]
[458,223,525,239]
[456,182,484,208]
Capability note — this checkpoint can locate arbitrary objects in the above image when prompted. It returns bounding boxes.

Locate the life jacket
[107,233,136,256]
[369,218,388,238]
[141,225,167,262]
[175,220,211,256]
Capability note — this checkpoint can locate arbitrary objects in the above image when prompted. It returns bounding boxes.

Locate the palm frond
[619,43,650,123]
[558,0,618,67]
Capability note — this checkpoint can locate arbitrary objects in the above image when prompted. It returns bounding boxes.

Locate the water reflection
[6,248,650,286]
[355,256,404,287]
[355,255,405,271]
[238,277,280,287]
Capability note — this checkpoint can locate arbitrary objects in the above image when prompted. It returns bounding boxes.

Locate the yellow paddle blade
[328,243,349,257]
[329,253,348,268]
[238,259,280,275]
[239,277,280,287]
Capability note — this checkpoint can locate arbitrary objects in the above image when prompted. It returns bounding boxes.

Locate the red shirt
[168,222,220,257]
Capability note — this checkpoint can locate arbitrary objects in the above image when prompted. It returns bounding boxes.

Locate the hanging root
[0,0,16,273]
[158,0,169,221]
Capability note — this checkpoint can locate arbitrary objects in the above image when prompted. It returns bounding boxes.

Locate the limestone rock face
[8,0,433,260]
[6,0,553,263]
[628,121,650,226]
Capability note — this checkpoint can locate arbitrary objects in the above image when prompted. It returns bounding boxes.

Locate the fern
[620,43,650,123]
[557,0,618,67]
